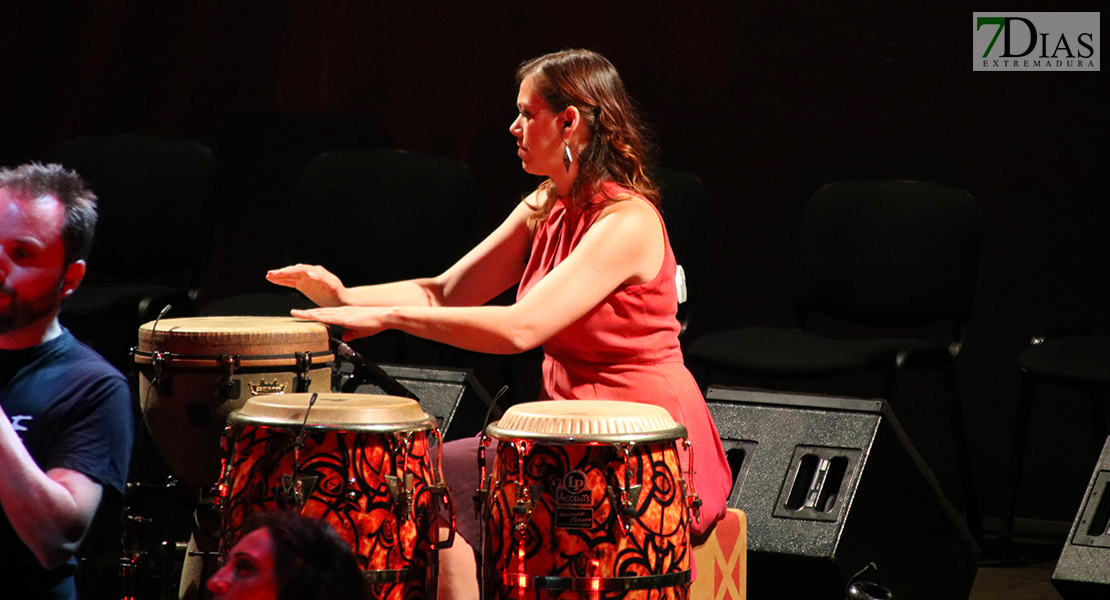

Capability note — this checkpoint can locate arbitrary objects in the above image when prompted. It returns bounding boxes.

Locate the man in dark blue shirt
[0,163,133,598]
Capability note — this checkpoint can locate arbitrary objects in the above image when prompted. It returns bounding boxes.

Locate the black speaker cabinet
[1053,435,1110,599]
[705,386,979,600]
[349,364,497,441]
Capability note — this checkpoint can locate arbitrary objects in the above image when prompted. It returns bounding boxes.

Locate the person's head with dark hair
[1,163,95,346]
[207,511,367,600]
[512,48,658,219]
[0,162,98,268]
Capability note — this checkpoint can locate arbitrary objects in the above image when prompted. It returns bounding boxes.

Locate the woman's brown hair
[516,49,659,219]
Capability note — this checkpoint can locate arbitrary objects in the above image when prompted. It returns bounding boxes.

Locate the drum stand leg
[119,476,180,600]
[119,546,140,600]
[178,502,222,600]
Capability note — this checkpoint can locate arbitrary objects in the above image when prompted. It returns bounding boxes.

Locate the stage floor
[970,542,1066,600]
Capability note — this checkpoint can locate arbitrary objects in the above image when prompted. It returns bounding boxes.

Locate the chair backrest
[286,150,481,285]
[212,110,390,223]
[49,135,218,280]
[794,180,984,329]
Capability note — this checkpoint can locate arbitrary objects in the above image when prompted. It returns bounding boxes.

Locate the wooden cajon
[691,508,747,600]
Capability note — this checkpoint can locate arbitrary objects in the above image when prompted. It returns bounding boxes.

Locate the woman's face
[510,75,567,179]
[207,528,280,600]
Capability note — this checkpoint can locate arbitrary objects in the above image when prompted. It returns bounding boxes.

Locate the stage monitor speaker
[1053,435,1110,599]
[347,363,498,441]
[705,386,979,600]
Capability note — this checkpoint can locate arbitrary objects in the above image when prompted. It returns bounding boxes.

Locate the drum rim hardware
[608,443,644,534]
[230,413,438,433]
[133,349,335,369]
[484,427,687,445]
[362,565,438,584]
[283,392,320,510]
[503,570,692,592]
[485,399,689,444]
[681,438,703,523]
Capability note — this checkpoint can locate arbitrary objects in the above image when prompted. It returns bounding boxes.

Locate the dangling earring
[563,140,573,172]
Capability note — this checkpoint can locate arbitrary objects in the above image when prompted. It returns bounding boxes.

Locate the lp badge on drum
[554,470,593,528]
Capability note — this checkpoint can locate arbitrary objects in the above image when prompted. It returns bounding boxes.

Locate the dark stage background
[2,0,1106,542]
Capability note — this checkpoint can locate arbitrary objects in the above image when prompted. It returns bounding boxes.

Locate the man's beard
[0,281,65,335]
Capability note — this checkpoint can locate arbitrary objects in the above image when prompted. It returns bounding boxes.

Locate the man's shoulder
[49,331,126,381]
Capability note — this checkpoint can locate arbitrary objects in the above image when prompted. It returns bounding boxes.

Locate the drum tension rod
[294,351,313,392]
[609,444,643,533]
[512,484,542,534]
[386,474,416,520]
[428,428,457,549]
[433,491,457,549]
[510,441,540,534]
[152,351,173,396]
[681,439,703,523]
[386,432,416,520]
[220,354,242,400]
[280,474,319,510]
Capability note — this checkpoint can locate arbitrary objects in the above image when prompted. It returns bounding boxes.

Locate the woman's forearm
[339,278,444,308]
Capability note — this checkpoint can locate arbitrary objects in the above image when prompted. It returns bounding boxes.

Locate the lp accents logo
[974,12,1099,71]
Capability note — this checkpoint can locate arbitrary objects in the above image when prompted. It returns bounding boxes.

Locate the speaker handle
[845,563,892,600]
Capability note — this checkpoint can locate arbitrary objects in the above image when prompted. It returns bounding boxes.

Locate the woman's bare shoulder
[597,190,658,223]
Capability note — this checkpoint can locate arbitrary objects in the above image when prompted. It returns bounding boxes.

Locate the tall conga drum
[479,400,697,600]
[133,316,334,485]
[220,393,454,600]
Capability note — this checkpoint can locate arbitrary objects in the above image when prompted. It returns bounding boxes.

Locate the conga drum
[220,393,454,600]
[479,400,697,600]
[133,316,334,485]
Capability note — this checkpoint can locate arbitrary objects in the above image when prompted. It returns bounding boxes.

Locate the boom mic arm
[332,339,420,401]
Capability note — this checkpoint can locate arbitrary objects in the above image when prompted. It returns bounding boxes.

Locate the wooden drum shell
[134,316,333,485]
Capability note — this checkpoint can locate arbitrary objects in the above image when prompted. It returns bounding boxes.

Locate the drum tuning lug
[151,351,173,396]
[511,484,541,528]
[280,475,319,509]
[607,483,642,516]
[679,479,703,522]
[626,484,642,513]
[156,375,173,397]
[607,481,642,534]
[428,482,450,495]
[386,473,415,520]
[294,352,313,392]
[221,378,242,400]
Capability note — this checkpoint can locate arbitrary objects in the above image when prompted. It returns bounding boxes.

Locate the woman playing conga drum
[267,48,731,599]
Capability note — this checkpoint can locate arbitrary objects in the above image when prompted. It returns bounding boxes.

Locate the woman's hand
[266,264,346,307]
[290,306,394,341]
